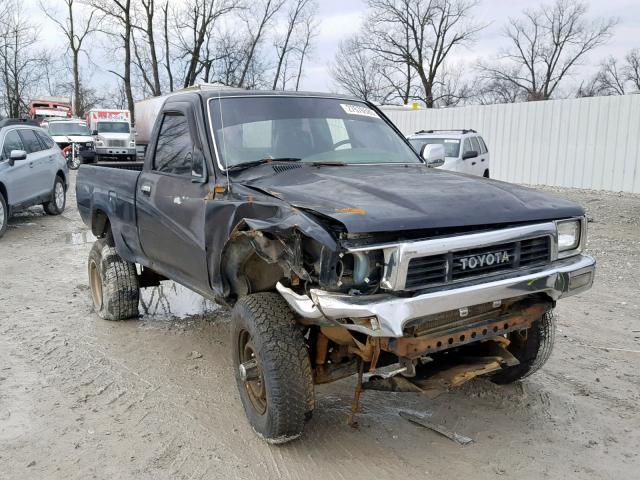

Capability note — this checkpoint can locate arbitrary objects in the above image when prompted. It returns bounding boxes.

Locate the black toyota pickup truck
[76,89,595,443]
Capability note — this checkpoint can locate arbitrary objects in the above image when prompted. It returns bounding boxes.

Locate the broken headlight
[337,250,384,291]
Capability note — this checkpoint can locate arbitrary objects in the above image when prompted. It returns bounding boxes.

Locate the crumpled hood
[241,164,584,233]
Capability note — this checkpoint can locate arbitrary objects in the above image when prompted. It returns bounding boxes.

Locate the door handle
[471,161,477,165]
[140,184,152,195]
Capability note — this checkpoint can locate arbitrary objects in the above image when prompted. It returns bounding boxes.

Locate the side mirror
[421,144,445,168]
[92,129,98,136]
[8,149,27,166]
[462,150,478,160]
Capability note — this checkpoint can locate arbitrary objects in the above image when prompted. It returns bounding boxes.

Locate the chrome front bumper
[277,254,595,337]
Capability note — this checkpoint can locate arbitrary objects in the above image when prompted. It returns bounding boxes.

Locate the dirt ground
[1,173,639,480]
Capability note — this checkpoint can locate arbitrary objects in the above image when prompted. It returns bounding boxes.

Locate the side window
[18,129,43,153]
[35,131,55,149]
[470,136,481,153]
[478,136,488,154]
[462,138,473,154]
[153,113,201,176]
[2,130,25,159]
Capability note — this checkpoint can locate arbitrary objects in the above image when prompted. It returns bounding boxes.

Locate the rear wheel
[491,310,556,384]
[231,293,314,444]
[0,193,7,238]
[43,176,66,215]
[88,239,139,320]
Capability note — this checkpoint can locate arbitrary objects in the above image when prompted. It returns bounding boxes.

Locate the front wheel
[491,310,556,384]
[231,293,314,444]
[43,176,66,215]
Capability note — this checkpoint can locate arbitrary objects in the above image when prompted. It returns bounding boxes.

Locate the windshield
[409,138,461,158]
[97,122,130,134]
[47,122,91,136]
[208,96,420,169]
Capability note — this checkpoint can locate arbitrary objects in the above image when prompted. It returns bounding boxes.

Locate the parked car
[85,109,136,161]
[76,90,595,444]
[407,129,490,177]
[45,119,96,169]
[0,119,68,238]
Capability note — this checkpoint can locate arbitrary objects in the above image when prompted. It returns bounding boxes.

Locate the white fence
[382,95,640,193]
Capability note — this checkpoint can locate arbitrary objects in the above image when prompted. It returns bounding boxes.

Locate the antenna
[217,88,231,193]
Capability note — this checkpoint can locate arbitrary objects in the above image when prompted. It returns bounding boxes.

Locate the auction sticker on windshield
[341,103,379,118]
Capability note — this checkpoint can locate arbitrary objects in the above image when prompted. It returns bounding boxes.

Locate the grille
[405,254,447,289]
[404,236,551,291]
[107,139,127,147]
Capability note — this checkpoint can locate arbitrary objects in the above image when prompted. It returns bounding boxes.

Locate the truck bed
[76,164,142,261]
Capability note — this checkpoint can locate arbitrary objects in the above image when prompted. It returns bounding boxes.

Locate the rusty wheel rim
[238,330,267,415]
[89,259,103,311]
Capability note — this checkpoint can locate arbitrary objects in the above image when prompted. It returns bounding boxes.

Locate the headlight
[86,142,93,147]
[556,218,582,256]
[96,140,103,146]
[129,141,135,147]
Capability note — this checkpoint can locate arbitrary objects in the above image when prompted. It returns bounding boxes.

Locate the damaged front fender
[206,184,340,302]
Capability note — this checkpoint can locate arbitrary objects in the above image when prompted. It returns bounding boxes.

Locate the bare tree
[41,0,99,116]
[473,72,523,104]
[0,0,49,117]
[625,49,640,92]
[480,0,617,101]
[363,0,485,107]
[272,0,315,90]
[294,13,318,91]
[238,0,286,88]
[594,56,626,95]
[175,0,238,88]
[331,35,393,103]
[132,0,162,96]
[161,2,174,92]
[88,0,135,115]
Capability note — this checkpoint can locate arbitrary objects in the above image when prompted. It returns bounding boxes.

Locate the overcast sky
[36,0,640,96]
[306,0,640,93]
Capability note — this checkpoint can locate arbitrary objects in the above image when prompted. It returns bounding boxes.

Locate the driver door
[136,104,210,290]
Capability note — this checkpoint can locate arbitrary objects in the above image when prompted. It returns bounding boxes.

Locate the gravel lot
[1,174,639,479]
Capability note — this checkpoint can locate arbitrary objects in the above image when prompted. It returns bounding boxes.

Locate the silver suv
[407,129,490,178]
[0,119,68,238]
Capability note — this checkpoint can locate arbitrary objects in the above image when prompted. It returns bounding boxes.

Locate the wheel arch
[56,169,67,188]
[0,181,7,205]
[91,209,112,241]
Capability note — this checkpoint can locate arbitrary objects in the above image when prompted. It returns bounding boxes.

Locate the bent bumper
[277,254,595,337]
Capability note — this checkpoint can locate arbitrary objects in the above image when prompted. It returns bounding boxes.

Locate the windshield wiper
[310,161,346,167]
[226,157,302,172]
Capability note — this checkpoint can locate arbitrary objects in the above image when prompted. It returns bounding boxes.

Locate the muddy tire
[0,193,7,239]
[231,293,314,444]
[88,239,139,320]
[43,176,66,215]
[491,310,556,384]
